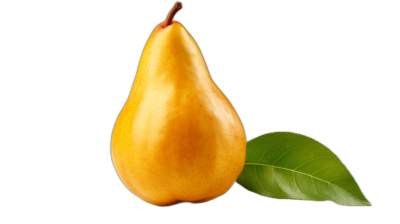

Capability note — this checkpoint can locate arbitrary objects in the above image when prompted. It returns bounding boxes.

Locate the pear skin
[111,2,246,206]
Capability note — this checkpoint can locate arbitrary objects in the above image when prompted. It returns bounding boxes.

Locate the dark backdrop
[31,1,390,222]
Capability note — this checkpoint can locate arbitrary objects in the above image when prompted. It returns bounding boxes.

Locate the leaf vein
[312,164,343,175]
[292,172,304,199]
[256,136,297,163]
[254,165,279,198]
[245,163,369,205]
[329,177,353,183]
[272,144,316,165]
[311,177,324,200]
[343,187,361,191]
[294,156,337,171]
[246,136,266,160]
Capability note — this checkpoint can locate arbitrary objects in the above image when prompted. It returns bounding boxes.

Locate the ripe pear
[111,2,246,206]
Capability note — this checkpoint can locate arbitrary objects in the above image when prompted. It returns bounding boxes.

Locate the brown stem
[164,2,182,27]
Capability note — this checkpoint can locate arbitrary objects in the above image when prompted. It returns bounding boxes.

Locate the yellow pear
[111,2,246,206]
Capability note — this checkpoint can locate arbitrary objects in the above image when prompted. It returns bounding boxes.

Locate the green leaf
[236,132,370,206]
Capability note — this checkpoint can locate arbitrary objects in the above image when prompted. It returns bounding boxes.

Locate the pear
[111,2,246,206]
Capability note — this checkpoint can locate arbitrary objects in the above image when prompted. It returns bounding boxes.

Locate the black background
[21,1,394,222]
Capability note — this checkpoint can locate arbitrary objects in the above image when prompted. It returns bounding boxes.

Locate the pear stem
[164,2,182,27]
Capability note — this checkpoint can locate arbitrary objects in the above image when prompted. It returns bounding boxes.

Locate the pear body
[111,22,246,206]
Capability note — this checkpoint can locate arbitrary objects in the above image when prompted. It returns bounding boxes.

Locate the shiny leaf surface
[237,132,370,206]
